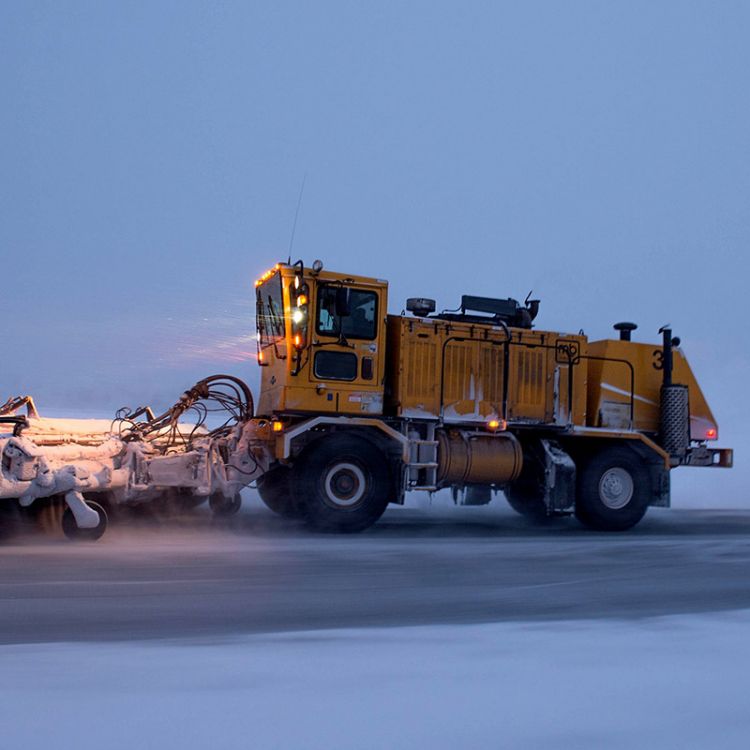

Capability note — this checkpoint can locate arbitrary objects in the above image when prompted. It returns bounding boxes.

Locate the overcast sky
[2,1,748,502]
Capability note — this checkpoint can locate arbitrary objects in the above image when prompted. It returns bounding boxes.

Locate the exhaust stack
[659,326,690,459]
[613,322,637,341]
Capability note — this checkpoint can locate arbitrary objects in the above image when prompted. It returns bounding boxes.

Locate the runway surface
[2,500,750,644]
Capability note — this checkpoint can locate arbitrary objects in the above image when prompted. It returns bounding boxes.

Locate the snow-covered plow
[0,376,272,541]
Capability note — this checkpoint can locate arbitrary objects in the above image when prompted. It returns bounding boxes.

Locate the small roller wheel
[62,500,108,542]
[209,492,242,516]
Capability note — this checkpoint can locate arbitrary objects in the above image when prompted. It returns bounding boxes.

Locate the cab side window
[316,286,378,340]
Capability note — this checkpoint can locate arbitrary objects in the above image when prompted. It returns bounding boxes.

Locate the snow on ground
[2,612,750,750]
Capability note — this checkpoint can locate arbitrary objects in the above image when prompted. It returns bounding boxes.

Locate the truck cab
[255,262,387,417]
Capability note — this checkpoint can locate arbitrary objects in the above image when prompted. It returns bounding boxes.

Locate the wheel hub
[598,467,634,510]
[323,462,366,508]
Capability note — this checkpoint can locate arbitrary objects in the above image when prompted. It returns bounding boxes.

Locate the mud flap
[649,464,671,508]
[539,440,576,513]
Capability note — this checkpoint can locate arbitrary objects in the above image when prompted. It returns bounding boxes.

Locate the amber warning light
[706,428,718,440]
[254,264,281,287]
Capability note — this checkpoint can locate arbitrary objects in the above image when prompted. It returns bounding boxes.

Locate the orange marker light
[706,428,717,440]
[297,294,307,305]
[272,421,283,432]
[294,334,302,347]
[487,419,505,431]
[258,351,264,363]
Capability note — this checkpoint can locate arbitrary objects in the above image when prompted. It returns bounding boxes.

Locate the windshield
[256,272,286,348]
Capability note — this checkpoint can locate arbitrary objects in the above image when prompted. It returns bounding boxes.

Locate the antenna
[287,173,307,264]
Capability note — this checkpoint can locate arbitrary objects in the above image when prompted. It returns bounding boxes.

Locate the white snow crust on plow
[0,377,271,537]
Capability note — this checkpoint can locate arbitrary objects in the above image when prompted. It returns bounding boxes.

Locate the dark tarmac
[1,501,750,644]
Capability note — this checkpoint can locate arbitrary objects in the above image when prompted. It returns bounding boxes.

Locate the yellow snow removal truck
[0,258,733,541]
[251,259,732,532]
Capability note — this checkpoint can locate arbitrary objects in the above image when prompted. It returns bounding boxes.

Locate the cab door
[308,282,385,415]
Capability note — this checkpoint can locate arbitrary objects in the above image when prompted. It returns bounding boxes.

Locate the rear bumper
[681,446,733,468]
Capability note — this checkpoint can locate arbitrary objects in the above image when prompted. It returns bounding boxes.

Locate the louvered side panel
[443,343,467,403]
[509,348,548,420]
[393,319,441,417]
[406,340,437,400]
[479,344,504,410]
[442,341,479,420]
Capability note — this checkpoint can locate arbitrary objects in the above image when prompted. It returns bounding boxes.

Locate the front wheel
[294,435,392,533]
[575,447,650,531]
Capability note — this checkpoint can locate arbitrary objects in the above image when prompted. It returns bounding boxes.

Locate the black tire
[209,492,242,516]
[61,500,108,542]
[176,491,208,512]
[505,480,549,520]
[84,492,119,520]
[575,446,650,531]
[257,468,301,518]
[294,435,391,533]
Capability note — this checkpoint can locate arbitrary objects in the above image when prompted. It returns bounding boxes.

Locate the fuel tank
[436,430,523,486]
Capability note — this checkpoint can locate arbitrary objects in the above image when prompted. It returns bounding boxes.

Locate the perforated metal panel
[660,384,690,457]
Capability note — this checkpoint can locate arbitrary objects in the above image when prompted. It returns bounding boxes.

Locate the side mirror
[335,287,352,317]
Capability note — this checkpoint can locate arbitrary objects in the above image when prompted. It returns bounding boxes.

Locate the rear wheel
[575,446,650,531]
[294,435,391,533]
[504,480,549,520]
